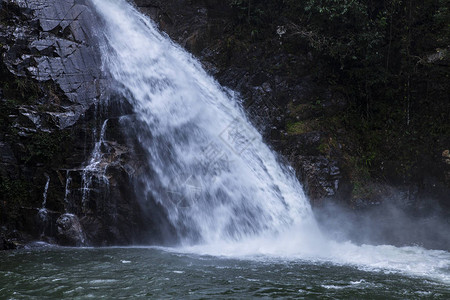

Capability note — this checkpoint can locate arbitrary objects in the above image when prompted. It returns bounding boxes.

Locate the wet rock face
[281,132,348,206]
[0,0,105,245]
[2,0,105,129]
[443,150,450,184]
[0,0,103,173]
[0,0,167,247]
[297,157,341,201]
[56,213,86,246]
[133,0,231,54]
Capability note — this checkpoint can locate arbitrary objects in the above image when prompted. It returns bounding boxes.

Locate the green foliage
[224,0,449,187]
[4,77,40,103]
[0,99,14,130]
[304,0,368,25]
[286,121,307,135]
[25,131,71,165]
[293,0,448,183]
[346,154,373,200]
[434,0,450,44]
[0,177,32,222]
[227,0,285,37]
[0,60,41,105]
[0,178,30,205]
[352,180,373,200]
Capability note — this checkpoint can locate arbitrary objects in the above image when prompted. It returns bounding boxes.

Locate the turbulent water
[0,247,449,299]
[83,0,450,288]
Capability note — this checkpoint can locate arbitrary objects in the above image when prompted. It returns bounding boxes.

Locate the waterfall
[90,0,318,244]
[63,170,72,212]
[38,174,50,222]
[86,0,450,282]
[81,119,110,206]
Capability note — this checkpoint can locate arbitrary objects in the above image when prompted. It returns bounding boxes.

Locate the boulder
[56,214,86,246]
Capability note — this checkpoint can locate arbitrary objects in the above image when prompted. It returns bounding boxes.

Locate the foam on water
[90,0,450,284]
[178,234,450,283]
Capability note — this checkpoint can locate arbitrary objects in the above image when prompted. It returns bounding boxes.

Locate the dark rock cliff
[0,0,171,248]
[0,0,448,249]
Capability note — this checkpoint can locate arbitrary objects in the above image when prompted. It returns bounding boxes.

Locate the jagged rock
[295,155,342,204]
[0,0,157,247]
[56,213,86,246]
[0,236,16,250]
[443,150,450,165]
[4,0,105,107]
[0,226,34,250]
[0,141,17,165]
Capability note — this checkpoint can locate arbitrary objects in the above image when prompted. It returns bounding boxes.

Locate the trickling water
[38,174,50,223]
[63,171,72,212]
[89,0,450,283]
[81,119,109,206]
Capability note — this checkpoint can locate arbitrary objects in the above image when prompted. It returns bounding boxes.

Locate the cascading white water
[91,0,317,244]
[81,119,109,206]
[90,0,450,283]
[63,170,72,212]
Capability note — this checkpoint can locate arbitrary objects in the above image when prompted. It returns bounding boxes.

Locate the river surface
[1,246,449,299]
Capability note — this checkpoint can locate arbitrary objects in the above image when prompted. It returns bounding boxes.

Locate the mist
[314,191,450,251]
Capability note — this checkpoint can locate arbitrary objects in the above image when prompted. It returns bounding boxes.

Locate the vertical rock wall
[0,0,170,248]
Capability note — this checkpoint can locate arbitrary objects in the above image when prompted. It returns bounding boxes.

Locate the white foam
[177,230,450,284]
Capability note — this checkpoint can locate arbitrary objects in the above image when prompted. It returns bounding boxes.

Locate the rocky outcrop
[2,0,104,121]
[0,0,169,248]
[0,0,102,247]
[56,213,86,246]
[443,150,450,182]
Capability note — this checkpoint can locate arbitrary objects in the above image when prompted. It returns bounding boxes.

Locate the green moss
[287,102,310,116]
[351,181,373,200]
[4,77,40,104]
[0,178,30,203]
[286,121,308,135]
[222,0,449,189]
[317,137,338,156]
[0,177,32,221]
[25,130,72,166]
[343,153,376,201]
[317,142,328,154]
